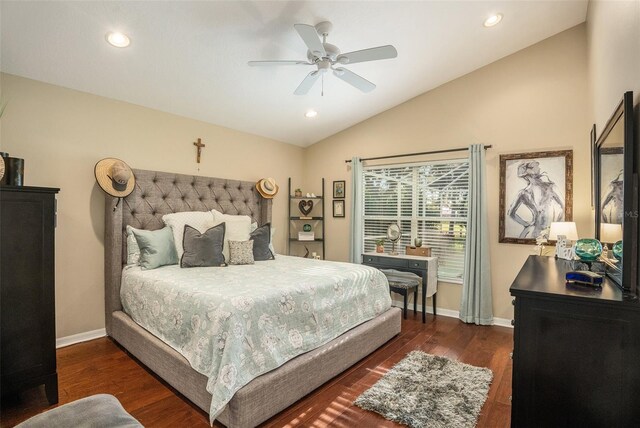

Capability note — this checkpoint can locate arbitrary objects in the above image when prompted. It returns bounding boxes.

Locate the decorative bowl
[612,240,623,260]
[574,238,603,262]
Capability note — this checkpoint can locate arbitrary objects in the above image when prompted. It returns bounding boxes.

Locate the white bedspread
[120,255,391,422]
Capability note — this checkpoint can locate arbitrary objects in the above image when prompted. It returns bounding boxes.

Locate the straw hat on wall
[94,158,135,198]
[256,177,279,199]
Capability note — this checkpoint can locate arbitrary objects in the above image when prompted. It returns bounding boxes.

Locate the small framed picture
[333,180,345,199]
[333,200,345,218]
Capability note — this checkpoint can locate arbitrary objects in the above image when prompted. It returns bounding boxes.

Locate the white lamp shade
[600,223,622,244]
[548,222,578,241]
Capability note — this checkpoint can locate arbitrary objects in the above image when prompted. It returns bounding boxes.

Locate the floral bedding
[120,255,391,422]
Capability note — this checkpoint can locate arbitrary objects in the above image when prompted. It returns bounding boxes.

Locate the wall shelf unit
[288,178,325,259]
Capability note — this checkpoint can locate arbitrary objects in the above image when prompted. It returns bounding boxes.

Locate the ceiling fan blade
[294,70,320,95]
[248,60,313,66]
[333,68,376,93]
[294,24,326,58]
[337,45,398,65]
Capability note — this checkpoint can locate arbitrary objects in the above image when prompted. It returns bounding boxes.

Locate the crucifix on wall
[193,138,205,164]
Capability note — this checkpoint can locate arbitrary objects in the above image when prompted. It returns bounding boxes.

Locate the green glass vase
[612,240,623,260]
[574,239,603,262]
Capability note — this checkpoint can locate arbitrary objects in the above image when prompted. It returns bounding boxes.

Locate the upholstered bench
[16,394,142,428]
[381,269,420,319]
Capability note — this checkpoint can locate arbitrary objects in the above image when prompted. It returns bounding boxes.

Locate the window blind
[363,159,469,282]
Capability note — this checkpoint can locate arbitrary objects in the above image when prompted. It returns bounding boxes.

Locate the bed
[104,169,402,427]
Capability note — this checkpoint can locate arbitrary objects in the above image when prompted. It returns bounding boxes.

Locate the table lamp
[600,223,622,258]
[549,222,578,260]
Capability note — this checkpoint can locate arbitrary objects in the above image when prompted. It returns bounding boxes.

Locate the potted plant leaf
[375,239,385,253]
[294,188,302,197]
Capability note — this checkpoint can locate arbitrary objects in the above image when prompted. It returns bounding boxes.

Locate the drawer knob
[511,299,515,306]
[510,319,515,326]
[509,352,513,359]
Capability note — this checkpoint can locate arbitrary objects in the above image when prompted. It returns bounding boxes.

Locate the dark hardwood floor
[1,314,513,427]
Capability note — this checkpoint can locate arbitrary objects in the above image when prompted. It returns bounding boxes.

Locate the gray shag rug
[354,351,493,428]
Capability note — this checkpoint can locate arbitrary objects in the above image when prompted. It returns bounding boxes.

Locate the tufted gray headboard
[104,169,272,335]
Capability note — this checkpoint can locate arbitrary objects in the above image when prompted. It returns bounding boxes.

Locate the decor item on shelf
[333,180,345,198]
[298,199,313,216]
[613,240,623,260]
[414,237,422,247]
[0,152,25,186]
[0,152,7,184]
[549,222,578,260]
[499,150,573,244]
[303,246,309,258]
[333,199,345,217]
[256,177,279,199]
[298,231,315,241]
[574,238,603,262]
[248,21,398,96]
[386,223,402,256]
[294,188,302,197]
[94,158,135,198]
[599,222,622,259]
[375,239,385,253]
[303,223,312,232]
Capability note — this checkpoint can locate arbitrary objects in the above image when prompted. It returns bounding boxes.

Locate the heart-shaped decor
[298,200,314,216]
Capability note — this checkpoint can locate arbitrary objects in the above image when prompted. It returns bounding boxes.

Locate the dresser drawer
[408,260,427,269]
[362,255,410,268]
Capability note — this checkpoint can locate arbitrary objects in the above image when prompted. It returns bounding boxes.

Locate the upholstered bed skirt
[110,307,401,427]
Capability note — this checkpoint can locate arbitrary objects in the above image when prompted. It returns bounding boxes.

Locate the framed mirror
[594,91,637,293]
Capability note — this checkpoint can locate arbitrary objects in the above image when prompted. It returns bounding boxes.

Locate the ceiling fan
[248,21,397,95]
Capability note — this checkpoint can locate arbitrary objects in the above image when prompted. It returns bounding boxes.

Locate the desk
[362,252,437,323]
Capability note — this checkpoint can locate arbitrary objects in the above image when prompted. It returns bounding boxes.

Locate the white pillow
[212,210,252,261]
[162,211,215,260]
[126,225,141,265]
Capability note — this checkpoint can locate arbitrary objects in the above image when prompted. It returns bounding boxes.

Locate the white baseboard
[56,328,106,349]
[391,299,513,328]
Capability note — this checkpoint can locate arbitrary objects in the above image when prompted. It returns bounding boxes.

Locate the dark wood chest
[510,256,640,427]
[1,185,59,404]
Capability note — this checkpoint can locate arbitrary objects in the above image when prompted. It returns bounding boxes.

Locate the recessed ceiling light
[305,110,318,118]
[483,14,503,27]
[106,32,130,48]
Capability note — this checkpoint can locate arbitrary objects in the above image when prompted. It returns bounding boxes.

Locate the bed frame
[104,169,401,427]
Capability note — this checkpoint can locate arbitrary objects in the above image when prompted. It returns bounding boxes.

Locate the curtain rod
[344,145,492,163]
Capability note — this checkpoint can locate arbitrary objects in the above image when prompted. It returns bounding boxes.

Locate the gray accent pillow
[181,223,226,268]
[228,240,255,265]
[131,226,178,270]
[250,223,275,261]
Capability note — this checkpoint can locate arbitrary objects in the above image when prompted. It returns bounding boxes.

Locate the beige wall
[587,0,640,129]
[304,24,589,320]
[0,73,304,338]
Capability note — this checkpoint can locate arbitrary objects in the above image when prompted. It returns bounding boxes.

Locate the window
[362,159,469,283]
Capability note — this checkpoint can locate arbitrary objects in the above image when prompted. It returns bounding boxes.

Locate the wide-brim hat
[256,177,279,199]
[94,158,135,198]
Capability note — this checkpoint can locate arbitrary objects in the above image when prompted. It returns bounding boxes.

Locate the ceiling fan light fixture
[483,13,503,27]
[106,31,130,48]
[305,110,318,118]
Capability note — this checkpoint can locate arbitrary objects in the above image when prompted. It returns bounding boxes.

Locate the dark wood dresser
[0,186,59,404]
[510,256,640,427]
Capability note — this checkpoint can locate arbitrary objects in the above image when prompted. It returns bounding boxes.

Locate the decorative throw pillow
[250,223,275,261]
[131,226,178,270]
[228,240,255,265]
[181,223,226,268]
[125,225,141,265]
[162,211,215,260]
[211,210,252,261]
[251,222,276,256]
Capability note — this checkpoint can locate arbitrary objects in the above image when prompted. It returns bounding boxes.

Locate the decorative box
[298,231,315,241]
[405,246,431,257]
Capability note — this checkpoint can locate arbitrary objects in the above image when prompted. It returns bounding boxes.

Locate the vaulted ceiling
[1,1,588,146]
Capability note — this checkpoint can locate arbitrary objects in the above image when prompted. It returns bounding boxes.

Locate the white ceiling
[1,1,588,147]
